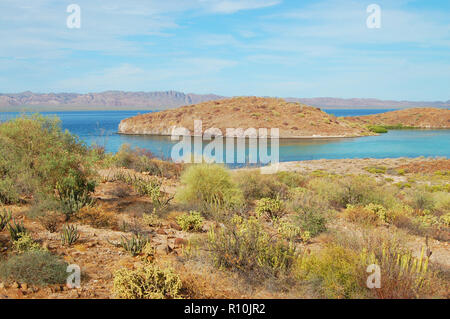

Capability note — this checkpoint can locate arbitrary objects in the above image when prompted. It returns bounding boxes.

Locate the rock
[156,228,167,235]
[169,222,182,231]
[0,282,5,289]
[21,283,28,291]
[174,238,187,247]
[11,282,19,289]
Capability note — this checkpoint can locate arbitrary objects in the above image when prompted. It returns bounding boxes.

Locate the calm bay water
[1,109,449,163]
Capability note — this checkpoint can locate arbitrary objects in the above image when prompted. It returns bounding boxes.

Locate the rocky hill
[286,97,450,109]
[345,107,450,128]
[1,91,448,111]
[118,97,373,138]
[0,91,224,110]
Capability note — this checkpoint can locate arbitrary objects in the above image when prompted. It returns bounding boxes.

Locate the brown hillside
[118,97,373,138]
[346,107,450,128]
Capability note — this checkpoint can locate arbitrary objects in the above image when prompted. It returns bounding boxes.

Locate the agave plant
[0,208,12,231]
[120,234,150,256]
[8,219,27,241]
[60,224,80,246]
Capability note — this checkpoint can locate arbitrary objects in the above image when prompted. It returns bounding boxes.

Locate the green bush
[176,164,244,213]
[296,245,363,298]
[255,197,285,221]
[295,208,327,237]
[208,215,297,278]
[368,125,388,133]
[0,251,68,286]
[235,170,289,201]
[112,144,182,178]
[176,211,204,232]
[112,264,182,299]
[12,232,43,253]
[0,114,96,205]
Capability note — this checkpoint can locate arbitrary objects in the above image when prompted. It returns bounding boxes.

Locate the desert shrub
[364,166,387,174]
[255,197,285,221]
[0,208,12,231]
[343,203,391,226]
[57,188,94,221]
[307,177,346,208]
[76,206,118,229]
[112,264,182,299]
[360,243,436,298]
[295,208,327,237]
[60,224,80,246]
[8,219,27,241]
[176,164,244,213]
[275,218,312,243]
[207,215,297,278]
[276,171,307,188]
[235,170,288,201]
[0,251,68,286]
[120,234,150,256]
[432,191,450,213]
[113,144,182,178]
[12,233,43,253]
[176,211,204,232]
[440,212,450,227]
[309,175,398,209]
[133,178,173,213]
[288,187,330,213]
[0,114,97,205]
[296,245,364,299]
[368,125,388,133]
[405,188,435,212]
[0,178,20,204]
[37,211,62,233]
[142,212,162,227]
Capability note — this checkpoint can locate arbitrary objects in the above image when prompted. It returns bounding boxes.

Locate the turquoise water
[1,110,448,164]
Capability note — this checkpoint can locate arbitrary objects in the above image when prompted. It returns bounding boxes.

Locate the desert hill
[118,97,373,138]
[1,91,449,111]
[0,91,224,110]
[345,107,450,128]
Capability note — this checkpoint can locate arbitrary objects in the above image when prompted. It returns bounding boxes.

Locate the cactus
[60,224,80,246]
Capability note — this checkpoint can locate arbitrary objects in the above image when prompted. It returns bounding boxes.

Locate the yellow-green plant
[255,197,285,221]
[12,232,43,253]
[295,245,363,299]
[208,215,297,278]
[112,264,182,299]
[176,164,244,213]
[176,211,204,232]
[142,210,162,227]
[60,224,80,246]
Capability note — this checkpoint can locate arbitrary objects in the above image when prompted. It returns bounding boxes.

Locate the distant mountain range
[0,91,448,111]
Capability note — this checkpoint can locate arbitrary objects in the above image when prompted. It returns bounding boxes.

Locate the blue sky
[0,0,449,100]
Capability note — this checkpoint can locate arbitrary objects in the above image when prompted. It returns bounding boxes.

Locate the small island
[119,98,450,138]
[118,97,374,138]
[345,107,450,129]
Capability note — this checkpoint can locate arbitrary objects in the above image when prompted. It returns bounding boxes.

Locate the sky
[0,0,449,101]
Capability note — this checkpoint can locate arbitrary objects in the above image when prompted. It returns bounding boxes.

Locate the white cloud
[201,0,281,14]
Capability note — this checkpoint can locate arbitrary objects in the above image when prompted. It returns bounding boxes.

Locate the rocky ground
[0,157,448,299]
